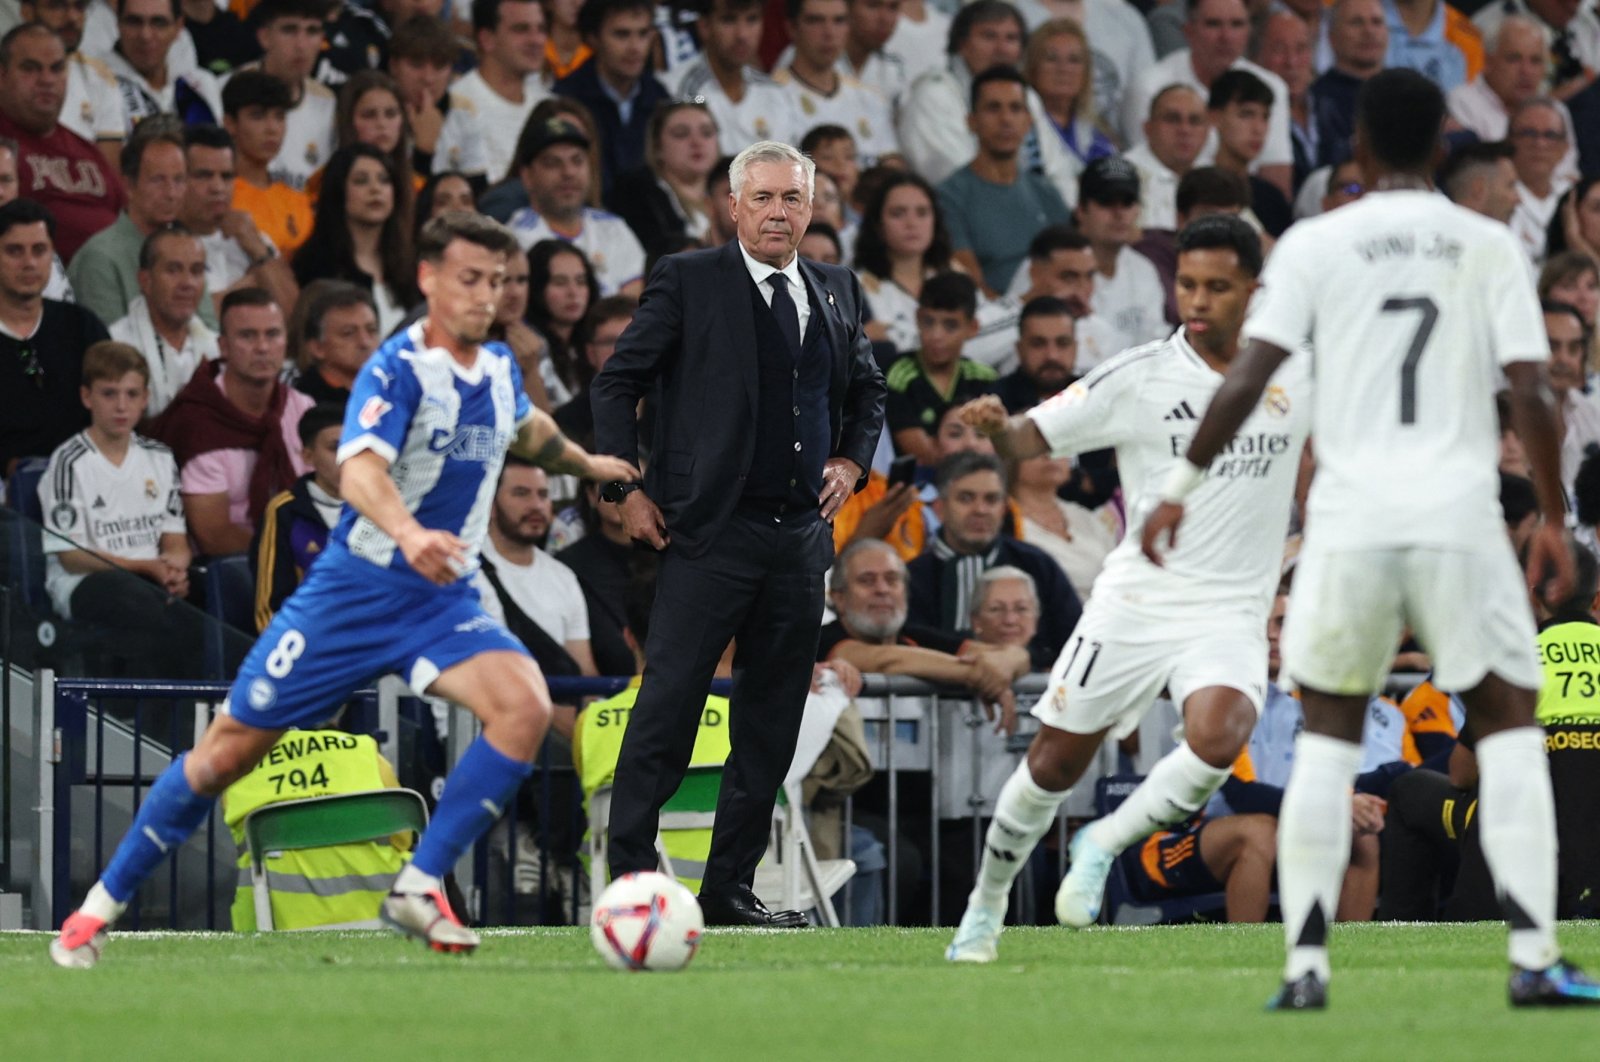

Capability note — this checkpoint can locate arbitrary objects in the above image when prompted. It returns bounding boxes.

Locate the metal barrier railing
[36,670,1430,931]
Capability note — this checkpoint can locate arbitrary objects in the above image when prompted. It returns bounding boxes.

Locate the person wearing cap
[1076,155,1168,357]
[938,66,1072,297]
[506,116,646,296]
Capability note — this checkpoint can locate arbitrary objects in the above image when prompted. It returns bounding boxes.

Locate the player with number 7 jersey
[944,215,1311,965]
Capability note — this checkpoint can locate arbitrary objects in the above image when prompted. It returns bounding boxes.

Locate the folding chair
[241,788,428,930]
[1092,775,1229,926]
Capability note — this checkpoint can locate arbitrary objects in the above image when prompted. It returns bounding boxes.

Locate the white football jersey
[1245,189,1547,549]
[507,207,646,295]
[1027,329,1310,607]
[61,54,128,145]
[38,432,185,619]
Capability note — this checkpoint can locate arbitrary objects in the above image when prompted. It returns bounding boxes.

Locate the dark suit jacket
[590,240,887,558]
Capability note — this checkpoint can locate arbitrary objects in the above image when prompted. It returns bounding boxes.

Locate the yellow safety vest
[574,679,732,892]
[1537,622,1600,725]
[222,731,409,931]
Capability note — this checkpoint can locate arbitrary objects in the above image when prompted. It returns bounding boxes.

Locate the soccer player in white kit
[1144,69,1600,1009]
[945,215,1311,963]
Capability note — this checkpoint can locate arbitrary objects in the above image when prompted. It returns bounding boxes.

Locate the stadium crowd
[6,0,1600,927]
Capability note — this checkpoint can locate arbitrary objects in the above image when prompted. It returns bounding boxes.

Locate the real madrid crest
[144,478,157,500]
[800,96,815,116]
[1262,385,1290,417]
[858,118,872,139]
[305,142,319,167]
[754,117,770,138]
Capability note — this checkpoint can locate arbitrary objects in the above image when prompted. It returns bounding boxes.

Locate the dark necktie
[767,272,801,357]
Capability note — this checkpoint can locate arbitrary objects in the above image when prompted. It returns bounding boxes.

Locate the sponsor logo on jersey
[429,424,513,461]
[248,677,277,711]
[371,366,393,389]
[358,395,391,429]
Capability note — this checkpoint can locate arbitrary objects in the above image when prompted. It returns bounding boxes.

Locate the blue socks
[411,737,533,878]
[100,753,217,903]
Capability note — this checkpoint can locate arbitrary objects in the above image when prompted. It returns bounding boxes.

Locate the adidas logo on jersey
[1163,401,1198,421]
[91,495,106,509]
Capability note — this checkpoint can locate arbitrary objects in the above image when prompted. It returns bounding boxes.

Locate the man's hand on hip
[819,458,864,521]
[620,490,670,549]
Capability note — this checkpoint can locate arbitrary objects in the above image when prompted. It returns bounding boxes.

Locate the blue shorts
[226,545,528,731]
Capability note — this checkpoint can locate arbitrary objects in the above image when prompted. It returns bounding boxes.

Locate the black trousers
[1376,768,1496,922]
[70,568,207,678]
[607,510,829,892]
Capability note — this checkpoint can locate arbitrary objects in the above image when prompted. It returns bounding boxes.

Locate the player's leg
[51,715,284,968]
[946,722,1109,962]
[1059,685,1254,927]
[1196,814,1277,923]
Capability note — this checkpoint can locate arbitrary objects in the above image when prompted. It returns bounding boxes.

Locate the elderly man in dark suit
[590,140,887,927]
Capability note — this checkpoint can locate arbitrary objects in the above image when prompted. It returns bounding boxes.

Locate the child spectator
[222,70,313,255]
[884,272,998,465]
[37,340,196,675]
[250,401,344,630]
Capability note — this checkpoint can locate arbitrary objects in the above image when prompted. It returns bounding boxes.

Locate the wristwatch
[600,480,642,504]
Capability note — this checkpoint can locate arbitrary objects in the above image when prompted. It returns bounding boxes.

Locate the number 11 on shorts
[1063,636,1104,687]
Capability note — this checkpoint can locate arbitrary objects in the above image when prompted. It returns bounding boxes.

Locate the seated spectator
[555,292,635,438]
[453,0,552,185]
[0,24,127,262]
[1025,17,1115,168]
[230,0,337,192]
[327,70,417,229]
[1510,98,1575,266]
[552,0,670,198]
[108,226,218,418]
[895,1,1076,202]
[150,288,313,556]
[1440,140,1518,226]
[416,170,477,234]
[1544,300,1600,497]
[1206,70,1294,236]
[1132,166,1254,331]
[480,459,597,736]
[508,116,646,296]
[821,538,1031,734]
[799,220,842,265]
[671,0,803,154]
[992,294,1074,413]
[1310,0,1387,169]
[938,66,1073,296]
[1001,225,1122,370]
[1546,176,1600,267]
[0,200,107,473]
[104,0,225,125]
[885,272,998,465]
[1125,84,1207,233]
[69,122,198,328]
[1009,451,1118,602]
[1383,0,1482,94]
[966,564,1041,651]
[1447,17,1562,157]
[315,0,390,87]
[386,15,489,182]
[20,0,128,161]
[773,0,897,166]
[1252,10,1315,192]
[292,280,379,406]
[853,170,959,355]
[832,401,1004,562]
[0,135,73,300]
[222,70,314,255]
[36,340,195,675]
[493,247,553,412]
[249,400,343,630]
[291,144,419,334]
[220,728,409,930]
[477,94,605,223]
[527,238,600,405]
[180,123,300,314]
[1075,157,1167,358]
[801,126,862,229]
[881,0,941,93]
[907,450,1081,668]
[1540,254,1600,381]
[555,481,641,675]
[605,100,719,259]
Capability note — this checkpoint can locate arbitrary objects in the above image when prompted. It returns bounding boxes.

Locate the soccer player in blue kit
[50,212,640,965]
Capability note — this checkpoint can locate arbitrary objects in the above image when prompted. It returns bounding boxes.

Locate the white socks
[1476,727,1560,971]
[1086,743,1231,854]
[972,761,1069,910]
[80,881,127,926]
[393,862,443,895]
[1278,733,1362,983]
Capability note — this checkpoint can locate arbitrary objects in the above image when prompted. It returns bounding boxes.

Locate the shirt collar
[598,73,641,108]
[737,239,804,294]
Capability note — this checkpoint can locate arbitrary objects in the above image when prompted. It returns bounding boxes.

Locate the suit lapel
[798,259,849,385]
[717,241,759,414]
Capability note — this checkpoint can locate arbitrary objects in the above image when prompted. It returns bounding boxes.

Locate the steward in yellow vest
[573,679,731,892]
[222,730,410,931]
[1536,549,1600,916]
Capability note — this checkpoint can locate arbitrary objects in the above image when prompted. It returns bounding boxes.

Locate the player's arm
[507,409,640,483]
[1506,360,1578,603]
[959,394,1049,460]
[341,450,467,585]
[1142,339,1291,564]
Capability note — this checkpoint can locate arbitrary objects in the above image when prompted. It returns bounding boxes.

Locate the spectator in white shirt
[1074,156,1167,357]
[1447,15,1547,143]
[454,0,551,182]
[844,0,910,105]
[1124,83,1207,231]
[1510,97,1576,265]
[104,0,225,126]
[109,225,218,417]
[231,0,338,192]
[22,0,128,167]
[773,0,898,164]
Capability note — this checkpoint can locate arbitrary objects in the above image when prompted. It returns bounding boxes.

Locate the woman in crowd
[853,171,958,353]
[1540,251,1600,386]
[1025,19,1115,167]
[1009,452,1120,603]
[494,245,553,411]
[606,101,719,258]
[415,171,477,239]
[526,239,601,406]
[323,72,418,231]
[1547,175,1600,262]
[292,144,418,335]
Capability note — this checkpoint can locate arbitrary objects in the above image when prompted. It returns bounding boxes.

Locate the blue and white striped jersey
[333,322,533,581]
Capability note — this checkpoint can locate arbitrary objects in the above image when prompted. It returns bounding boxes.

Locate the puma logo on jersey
[1162,401,1198,421]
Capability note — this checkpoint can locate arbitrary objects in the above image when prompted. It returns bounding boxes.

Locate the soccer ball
[590,871,704,972]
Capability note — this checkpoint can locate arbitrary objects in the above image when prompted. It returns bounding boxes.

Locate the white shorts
[1033,597,1269,740]
[1281,537,1541,696]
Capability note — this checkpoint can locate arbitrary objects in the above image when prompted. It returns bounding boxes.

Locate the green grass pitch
[4,922,1598,1061]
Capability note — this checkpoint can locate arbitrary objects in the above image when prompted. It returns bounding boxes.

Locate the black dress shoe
[697,885,809,928]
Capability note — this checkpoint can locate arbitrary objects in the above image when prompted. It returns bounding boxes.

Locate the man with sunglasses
[0,199,111,475]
